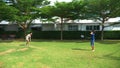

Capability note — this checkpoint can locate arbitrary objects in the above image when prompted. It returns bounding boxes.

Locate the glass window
[68,25,78,31]
[86,25,100,31]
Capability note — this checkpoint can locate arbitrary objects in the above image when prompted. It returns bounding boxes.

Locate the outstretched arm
[30,37,31,42]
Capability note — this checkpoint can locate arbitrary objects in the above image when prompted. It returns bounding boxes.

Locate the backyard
[0,40,120,68]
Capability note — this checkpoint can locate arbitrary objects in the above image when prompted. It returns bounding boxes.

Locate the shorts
[26,38,29,42]
[91,40,94,46]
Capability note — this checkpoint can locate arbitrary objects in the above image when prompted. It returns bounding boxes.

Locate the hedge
[0,31,120,40]
[32,31,102,40]
[104,31,120,39]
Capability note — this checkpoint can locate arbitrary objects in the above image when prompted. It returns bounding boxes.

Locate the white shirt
[26,34,31,41]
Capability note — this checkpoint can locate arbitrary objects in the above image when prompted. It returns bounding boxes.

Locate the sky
[48,0,72,5]
[49,0,72,2]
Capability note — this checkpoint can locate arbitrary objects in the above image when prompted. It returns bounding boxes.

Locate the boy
[90,30,95,51]
[26,32,32,47]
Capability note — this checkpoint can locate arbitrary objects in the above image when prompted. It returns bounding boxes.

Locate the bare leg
[28,42,29,47]
[91,46,95,51]
[91,41,95,51]
[92,46,94,50]
[26,40,29,47]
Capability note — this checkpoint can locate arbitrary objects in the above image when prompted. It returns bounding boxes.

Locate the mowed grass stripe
[0,40,120,68]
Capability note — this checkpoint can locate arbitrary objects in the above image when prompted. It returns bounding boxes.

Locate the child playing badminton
[26,32,32,47]
[90,30,95,51]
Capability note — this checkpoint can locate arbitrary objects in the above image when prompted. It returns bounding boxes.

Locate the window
[3,0,13,5]
[4,0,12,2]
[68,25,78,31]
[86,25,92,30]
[86,25,100,31]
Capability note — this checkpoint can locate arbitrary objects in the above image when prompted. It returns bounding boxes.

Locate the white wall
[31,23,120,31]
[4,25,18,31]
[104,24,120,31]
[42,24,55,31]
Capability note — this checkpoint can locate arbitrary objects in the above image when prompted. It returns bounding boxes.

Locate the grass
[0,40,120,68]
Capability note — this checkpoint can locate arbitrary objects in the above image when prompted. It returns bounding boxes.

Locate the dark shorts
[91,40,94,46]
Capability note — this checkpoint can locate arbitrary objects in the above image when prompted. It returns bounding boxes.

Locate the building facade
[1,22,120,31]
[41,22,120,31]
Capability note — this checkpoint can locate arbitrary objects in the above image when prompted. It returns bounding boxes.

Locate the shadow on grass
[0,40,13,43]
[72,48,90,51]
[30,39,90,43]
[97,40,120,44]
[75,40,89,43]
[31,40,120,44]
[96,49,120,60]
[96,55,120,60]
[19,44,25,46]
[32,39,79,42]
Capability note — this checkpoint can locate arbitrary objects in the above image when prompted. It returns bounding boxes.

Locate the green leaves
[86,0,120,20]
[40,0,86,21]
[0,2,19,21]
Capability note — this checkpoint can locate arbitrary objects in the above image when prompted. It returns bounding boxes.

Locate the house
[41,23,100,31]
[0,21,120,32]
[2,0,14,5]
[0,17,120,31]
[0,24,18,31]
[41,22,120,31]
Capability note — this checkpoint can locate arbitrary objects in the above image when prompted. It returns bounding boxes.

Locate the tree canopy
[11,0,50,35]
[85,0,120,40]
[0,0,120,40]
[0,1,18,21]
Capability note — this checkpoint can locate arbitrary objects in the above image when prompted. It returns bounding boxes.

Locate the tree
[11,0,50,37]
[0,1,18,21]
[65,0,87,20]
[39,0,86,40]
[53,2,72,40]
[38,6,56,23]
[53,1,86,40]
[40,2,73,40]
[86,0,120,40]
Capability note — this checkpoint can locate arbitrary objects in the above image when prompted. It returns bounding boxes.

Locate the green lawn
[0,40,120,68]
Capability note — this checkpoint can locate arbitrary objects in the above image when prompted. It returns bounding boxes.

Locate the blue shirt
[91,33,95,40]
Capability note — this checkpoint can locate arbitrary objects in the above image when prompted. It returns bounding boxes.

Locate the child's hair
[30,32,32,33]
[91,30,95,33]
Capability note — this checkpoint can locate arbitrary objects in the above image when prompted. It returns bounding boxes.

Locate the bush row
[31,31,120,40]
[0,31,120,40]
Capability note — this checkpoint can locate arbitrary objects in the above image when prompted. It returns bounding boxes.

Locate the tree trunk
[19,24,27,40]
[101,20,105,41]
[60,17,63,40]
[24,28,27,38]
